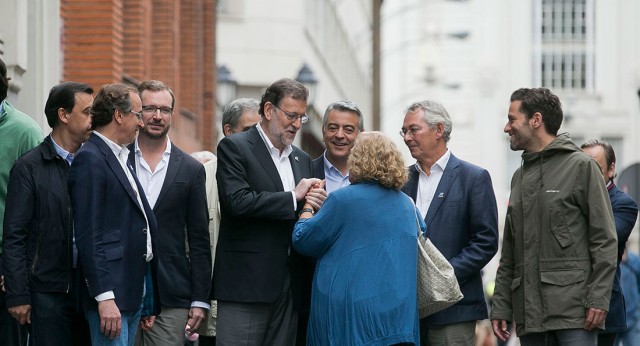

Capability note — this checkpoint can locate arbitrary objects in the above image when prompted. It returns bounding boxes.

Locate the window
[534,0,594,92]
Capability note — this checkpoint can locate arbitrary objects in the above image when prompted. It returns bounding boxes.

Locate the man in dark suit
[131,80,211,345]
[311,100,364,188]
[3,81,93,346]
[213,78,327,345]
[400,100,499,346]
[69,83,158,345]
[581,139,639,346]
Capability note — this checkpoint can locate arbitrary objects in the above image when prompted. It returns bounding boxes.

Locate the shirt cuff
[191,301,211,310]
[291,191,297,210]
[95,291,115,302]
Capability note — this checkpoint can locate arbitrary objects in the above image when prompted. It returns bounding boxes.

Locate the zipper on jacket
[31,230,42,274]
[66,205,72,293]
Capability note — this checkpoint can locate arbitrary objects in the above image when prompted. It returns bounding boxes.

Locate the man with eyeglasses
[129,80,211,346]
[69,83,159,345]
[213,78,327,345]
[400,100,499,346]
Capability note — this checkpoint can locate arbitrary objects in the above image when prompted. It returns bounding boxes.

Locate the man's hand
[491,319,510,342]
[186,307,206,332]
[8,304,31,325]
[305,180,327,210]
[584,307,607,331]
[139,315,155,331]
[293,178,323,201]
[98,299,122,339]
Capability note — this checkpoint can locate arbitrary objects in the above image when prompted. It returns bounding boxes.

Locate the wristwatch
[299,207,315,217]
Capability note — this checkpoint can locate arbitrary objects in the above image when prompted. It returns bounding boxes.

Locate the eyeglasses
[399,127,421,137]
[142,105,173,116]
[129,110,143,121]
[272,103,309,124]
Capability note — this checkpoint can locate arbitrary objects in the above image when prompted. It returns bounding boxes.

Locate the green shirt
[0,100,43,254]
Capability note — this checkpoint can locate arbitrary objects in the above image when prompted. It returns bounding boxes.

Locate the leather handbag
[411,201,464,318]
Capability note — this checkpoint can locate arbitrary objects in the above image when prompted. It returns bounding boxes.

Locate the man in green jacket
[491,87,617,346]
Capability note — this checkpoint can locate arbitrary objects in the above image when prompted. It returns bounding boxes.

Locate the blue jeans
[85,304,143,346]
[616,317,640,345]
[29,291,90,346]
[519,328,597,346]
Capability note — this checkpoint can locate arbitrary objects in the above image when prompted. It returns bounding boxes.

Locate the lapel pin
[295,156,299,162]
[438,192,444,198]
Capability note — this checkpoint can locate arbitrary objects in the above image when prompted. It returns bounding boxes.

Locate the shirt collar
[256,122,293,158]
[0,100,6,121]
[414,148,451,174]
[94,130,130,162]
[50,134,74,164]
[323,151,347,177]
[134,137,172,157]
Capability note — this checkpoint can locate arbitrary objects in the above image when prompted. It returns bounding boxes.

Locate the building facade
[216,0,374,157]
[382,0,640,218]
[1,0,217,153]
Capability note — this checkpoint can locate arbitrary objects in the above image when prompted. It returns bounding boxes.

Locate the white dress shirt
[256,123,297,209]
[415,149,451,219]
[134,139,171,209]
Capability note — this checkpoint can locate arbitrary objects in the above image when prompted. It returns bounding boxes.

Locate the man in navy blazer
[213,78,327,345]
[129,81,211,345]
[69,83,159,345]
[400,100,499,346]
[582,140,639,346]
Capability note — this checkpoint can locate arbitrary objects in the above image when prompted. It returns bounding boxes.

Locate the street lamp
[217,65,237,107]
[295,63,318,105]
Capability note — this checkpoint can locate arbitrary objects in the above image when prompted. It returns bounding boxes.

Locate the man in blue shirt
[3,81,93,345]
[311,101,364,191]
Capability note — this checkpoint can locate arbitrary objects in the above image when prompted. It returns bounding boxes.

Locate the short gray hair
[406,100,452,143]
[222,98,260,129]
[322,101,364,131]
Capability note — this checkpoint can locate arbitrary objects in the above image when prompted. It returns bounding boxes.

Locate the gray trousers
[519,328,598,346]
[216,273,298,346]
[135,306,190,346]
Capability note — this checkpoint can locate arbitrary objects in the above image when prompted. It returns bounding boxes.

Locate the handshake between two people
[294,178,327,212]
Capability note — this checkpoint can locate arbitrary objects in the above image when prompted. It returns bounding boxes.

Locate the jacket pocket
[105,246,124,261]
[103,230,121,244]
[540,269,585,319]
[550,204,574,248]
[511,276,525,324]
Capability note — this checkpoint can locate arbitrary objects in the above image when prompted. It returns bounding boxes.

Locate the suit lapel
[289,149,302,185]
[155,146,181,211]
[424,154,460,227]
[92,134,142,211]
[249,127,285,191]
[404,165,420,202]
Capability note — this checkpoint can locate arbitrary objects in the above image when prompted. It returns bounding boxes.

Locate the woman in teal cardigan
[293,132,425,346]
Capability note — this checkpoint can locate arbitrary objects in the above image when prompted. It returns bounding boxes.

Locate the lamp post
[295,63,318,106]
[216,65,237,107]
